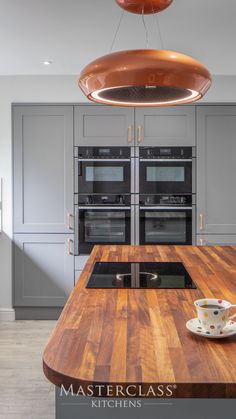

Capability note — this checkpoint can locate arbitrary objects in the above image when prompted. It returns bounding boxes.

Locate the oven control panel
[78,194,131,206]
[76,146,131,159]
[139,194,193,206]
[140,147,193,159]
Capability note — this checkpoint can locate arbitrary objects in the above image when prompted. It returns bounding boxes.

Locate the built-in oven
[75,146,132,195]
[139,147,194,194]
[75,194,133,254]
[138,194,195,245]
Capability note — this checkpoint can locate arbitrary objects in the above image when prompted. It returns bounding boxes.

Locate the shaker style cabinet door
[13,105,74,233]
[74,105,135,146]
[197,106,236,235]
[14,234,74,306]
[135,106,195,146]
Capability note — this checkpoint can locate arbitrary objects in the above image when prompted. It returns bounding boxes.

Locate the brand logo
[60,383,177,399]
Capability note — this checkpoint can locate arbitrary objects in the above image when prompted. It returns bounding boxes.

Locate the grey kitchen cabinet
[13,105,74,233]
[197,235,236,246]
[14,234,74,307]
[135,106,195,146]
[74,105,135,146]
[196,106,236,235]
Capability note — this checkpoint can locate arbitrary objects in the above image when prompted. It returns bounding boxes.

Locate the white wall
[0,74,236,318]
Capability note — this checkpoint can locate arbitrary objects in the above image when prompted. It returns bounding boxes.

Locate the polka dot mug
[194,298,236,336]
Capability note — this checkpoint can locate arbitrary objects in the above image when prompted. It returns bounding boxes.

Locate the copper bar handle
[199,213,204,231]
[67,212,74,230]
[127,125,132,143]
[67,238,74,256]
[137,125,142,143]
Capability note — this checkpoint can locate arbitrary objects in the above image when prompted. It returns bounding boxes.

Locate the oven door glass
[140,209,192,245]
[78,161,130,194]
[78,208,131,253]
[140,161,192,194]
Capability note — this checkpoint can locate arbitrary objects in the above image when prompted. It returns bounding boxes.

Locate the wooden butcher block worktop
[43,245,236,398]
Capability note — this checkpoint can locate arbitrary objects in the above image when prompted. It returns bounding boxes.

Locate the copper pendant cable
[109,9,125,52]
[110,4,162,51]
[141,9,149,48]
[154,13,164,49]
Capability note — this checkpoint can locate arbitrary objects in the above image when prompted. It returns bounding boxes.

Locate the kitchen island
[43,245,236,400]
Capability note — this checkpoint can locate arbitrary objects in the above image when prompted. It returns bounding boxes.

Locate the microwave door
[139,161,192,194]
[78,161,131,194]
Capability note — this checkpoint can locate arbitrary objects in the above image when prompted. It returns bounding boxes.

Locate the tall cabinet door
[135,106,195,146]
[14,234,74,307]
[74,105,135,146]
[197,106,236,235]
[13,105,74,233]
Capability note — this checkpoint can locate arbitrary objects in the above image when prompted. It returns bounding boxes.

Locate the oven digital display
[98,148,110,156]
[160,148,171,156]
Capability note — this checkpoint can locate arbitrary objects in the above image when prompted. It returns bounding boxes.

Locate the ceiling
[0,0,235,75]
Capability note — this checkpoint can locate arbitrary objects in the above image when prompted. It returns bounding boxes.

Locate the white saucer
[186,318,236,338]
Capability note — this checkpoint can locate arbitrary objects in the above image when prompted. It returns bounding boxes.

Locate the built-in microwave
[139,147,194,195]
[75,146,132,195]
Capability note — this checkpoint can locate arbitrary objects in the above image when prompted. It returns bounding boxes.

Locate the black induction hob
[86,262,197,289]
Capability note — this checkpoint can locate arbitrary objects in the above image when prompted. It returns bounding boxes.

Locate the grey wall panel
[14,234,74,307]
[135,106,195,146]
[13,105,74,233]
[74,105,134,146]
[196,106,236,234]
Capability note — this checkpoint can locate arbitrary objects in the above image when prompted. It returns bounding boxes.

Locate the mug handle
[229,305,236,320]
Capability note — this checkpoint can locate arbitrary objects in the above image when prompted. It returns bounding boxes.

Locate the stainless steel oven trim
[74,158,78,194]
[78,206,131,210]
[74,206,79,256]
[131,158,135,194]
[131,146,135,158]
[135,205,140,245]
[140,159,193,162]
[192,157,196,194]
[135,157,139,195]
[74,146,79,158]
[77,158,131,162]
[140,206,193,210]
[192,205,196,245]
[131,206,135,245]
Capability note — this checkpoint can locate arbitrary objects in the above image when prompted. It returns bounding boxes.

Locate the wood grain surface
[43,245,236,398]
